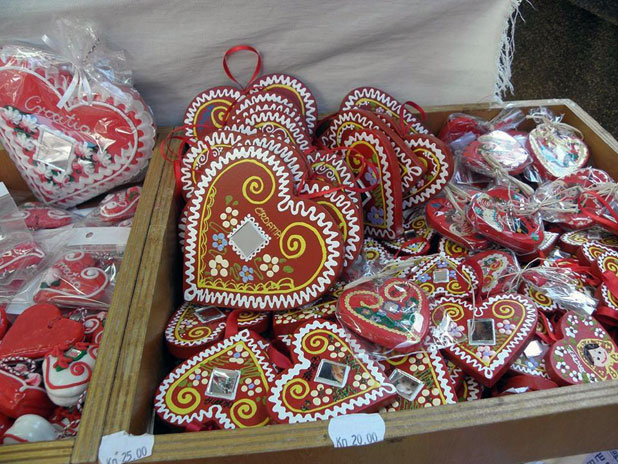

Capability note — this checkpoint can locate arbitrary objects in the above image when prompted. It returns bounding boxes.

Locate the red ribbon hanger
[398,100,426,137]
[579,190,618,235]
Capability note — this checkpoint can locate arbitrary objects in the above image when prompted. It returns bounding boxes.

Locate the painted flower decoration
[3,106,22,125]
[188,368,209,387]
[326,341,345,360]
[239,265,254,283]
[367,206,384,226]
[564,325,578,338]
[352,372,376,391]
[220,207,239,228]
[448,323,465,339]
[417,273,431,283]
[476,345,496,363]
[310,383,333,406]
[364,168,378,186]
[227,344,249,364]
[259,254,279,278]
[497,320,516,335]
[594,328,605,338]
[209,255,229,277]
[212,232,228,252]
[240,377,263,397]
[437,260,448,269]
[19,114,38,132]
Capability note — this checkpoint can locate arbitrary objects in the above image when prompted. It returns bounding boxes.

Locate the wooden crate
[0,134,169,464]
[100,99,618,464]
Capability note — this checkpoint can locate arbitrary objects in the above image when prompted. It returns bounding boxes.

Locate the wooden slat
[104,99,618,464]
[70,132,170,464]
[0,440,73,464]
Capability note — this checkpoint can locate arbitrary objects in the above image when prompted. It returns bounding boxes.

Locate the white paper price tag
[327,413,385,448]
[98,431,154,464]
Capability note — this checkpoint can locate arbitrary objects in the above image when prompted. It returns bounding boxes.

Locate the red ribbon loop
[225,310,241,339]
[222,45,262,89]
[536,311,559,345]
[578,191,618,234]
[267,344,293,370]
[399,100,426,136]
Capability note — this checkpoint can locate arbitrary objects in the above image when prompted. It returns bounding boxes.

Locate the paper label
[584,450,618,464]
[98,431,154,464]
[68,227,131,249]
[327,413,385,448]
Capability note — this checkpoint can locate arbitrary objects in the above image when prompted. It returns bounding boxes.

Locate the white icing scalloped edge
[164,302,226,348]
[403,136,451,208]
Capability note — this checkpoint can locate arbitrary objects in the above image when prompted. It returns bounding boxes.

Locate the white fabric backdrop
[0,0,519,126]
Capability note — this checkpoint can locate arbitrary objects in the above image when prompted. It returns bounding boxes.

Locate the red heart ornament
[18,202,74,230]
[426,197,492,251]
[561,228,618,255]
[339,87,429,135]
[98,186,141,223]
[529,123,590,180]
[183,86,241,142]
[0,303,84,359]
[379,350,457,411]
[155,329,277,430]
[338,278,430,352]
[34,251,109,308]
[462,130,530,176]
[465,250,519,296]
[0,47,155,207]
[577,241,616,267]
[226,92,300,125]
[266,319,397,423]
[248,73,318,135]
[546,311,618,385]
[402,134,454,208]
[0,241,45,287]
[467,187,544,254]
[431,294,537,387]
[0,358,54,419]
[183,140,344,310]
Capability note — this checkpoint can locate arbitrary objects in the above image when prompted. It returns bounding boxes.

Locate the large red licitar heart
[266,319,397,423]
[431,294,537,387]
[0,303,84,359]
[0,48,155,207]
[183,86,241,142]
[156,330,277,430]
[319,109,425,193]
[18,202,73,230]
[467,187,544,254]
[426,197,491,251]
[338,278,430,352]
[34,252,109,308]
[248,73,318,135]
[339,87,429,135]
[183,140,344,310]
[379,350,457,411]
[402,134,454,208]
[546,311,618,385]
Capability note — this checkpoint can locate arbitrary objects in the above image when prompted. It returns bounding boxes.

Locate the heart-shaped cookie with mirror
[155,329,277,430]
[266,319,397,423]
[183,141,344,310]
[431,294,537,387]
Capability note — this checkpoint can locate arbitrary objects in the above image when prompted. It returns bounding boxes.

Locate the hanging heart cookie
[467,187,544,254]
[267,319,397,423]
[462,130,530,176]
[0,303,84,359]
[155,329,277,430]
[183,141,344,310]
[339,87,429,135]
[98,186,141,223]
[43,343,97,407]
[546,311,618,385]
[183,86,242,142]
[34,251,109,308]
[426,197,491,251]
[18,202,74,230]
[431,294,537,387]
[0,46,155,207]
[338,278,430,352]
[379,350,457,411]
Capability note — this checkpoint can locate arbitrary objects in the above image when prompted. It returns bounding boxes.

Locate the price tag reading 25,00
[98,431,154,464]
[327,414,386,448]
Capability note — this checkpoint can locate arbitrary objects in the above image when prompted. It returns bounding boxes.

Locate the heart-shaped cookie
[402,134,454,207]
[34,251,109,308]
[465,250,518,296]
[2,414,57,444]
[529,122,590,180]
[0,241,45,288]
[43,343,97,407]
[467,187,544,254]
[98,186,141,223]
[426,197,491,251]
[339,87,429,135]
[248,73,318,135]
[165,303,228,359]
[431,294,537,387]
[299,179,363,269]
[379,350,457,410]
[267,319,397,423]
[183,141,344,310]
[155,329,277,430]
[0,303,84,359]
[546,311,618,385]
[183,86,242,142]
[18,202,74,230]
[0,358,53,419]
[462,130,530,176]
[338,278,430,352]
[0,46,155,207]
